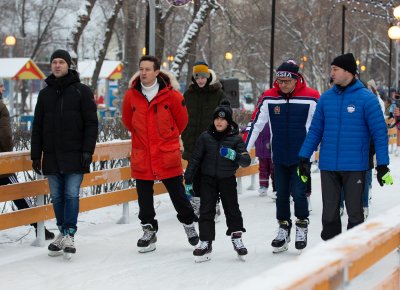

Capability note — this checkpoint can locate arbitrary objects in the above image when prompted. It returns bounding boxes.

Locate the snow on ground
[1,156,400,290]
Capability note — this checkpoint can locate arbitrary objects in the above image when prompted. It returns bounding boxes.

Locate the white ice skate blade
[297,250,303,255]
[63,253,72,260]
[194,254,211,263]
[272,244,288,254]
[48,250,63,257]
[138,243,156,253]
[237,254,246,261]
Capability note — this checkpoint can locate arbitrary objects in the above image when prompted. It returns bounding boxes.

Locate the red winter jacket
[122,71,188,180]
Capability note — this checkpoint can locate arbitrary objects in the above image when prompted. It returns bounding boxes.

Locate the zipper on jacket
[286,98,290,164]
[336,91,344,169]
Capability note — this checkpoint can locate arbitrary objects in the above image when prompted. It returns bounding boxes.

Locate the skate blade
[194,254,211,263]
[272,245,288,254]
[237,254,246,261]
[48,250,63,257]
[138,243,156,253]
[63,252,73,260]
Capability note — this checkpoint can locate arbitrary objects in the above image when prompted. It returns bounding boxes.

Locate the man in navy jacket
[298,53,393,241]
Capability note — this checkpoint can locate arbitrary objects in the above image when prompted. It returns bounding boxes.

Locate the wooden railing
[233,204,400,290]
[0,141,258,234]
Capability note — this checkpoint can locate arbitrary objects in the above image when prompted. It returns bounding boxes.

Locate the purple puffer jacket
[255,123,271,158]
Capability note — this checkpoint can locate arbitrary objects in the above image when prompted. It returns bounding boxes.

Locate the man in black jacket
[31,50,98,258]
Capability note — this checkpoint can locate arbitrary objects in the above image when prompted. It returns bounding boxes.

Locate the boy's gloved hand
[297,158,310,183]
[185,184,195,200]
[220,147,236,161]
[376,165,393,186]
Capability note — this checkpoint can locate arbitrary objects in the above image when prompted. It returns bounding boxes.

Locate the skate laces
[51,233,64,248]
[295,221,308,242]
[275,227,289,241]
[231,236,245,249]
[141,229,155,241]
[63,234,74,248]
[183,224,198,238]
[197,241,209,250]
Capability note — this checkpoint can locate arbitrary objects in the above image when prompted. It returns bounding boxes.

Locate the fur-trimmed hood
[188,69,222,91]
[129,69,180,91]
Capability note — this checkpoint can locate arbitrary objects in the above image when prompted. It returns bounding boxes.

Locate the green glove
[376,165,393,186]
[220,147,236,161]
[297,158,310,183]
[185,184,194,200]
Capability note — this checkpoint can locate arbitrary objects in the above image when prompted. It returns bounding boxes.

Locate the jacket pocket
[160,144,182,169]
[155,103,179,139]
[131,148,146,172]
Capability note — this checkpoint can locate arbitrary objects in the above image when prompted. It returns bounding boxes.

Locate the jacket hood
[207,120,239,137]
[45,69,81,89]
[189,69,221,89]
[129,69,180,91]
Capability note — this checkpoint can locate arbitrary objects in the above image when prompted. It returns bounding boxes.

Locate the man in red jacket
[122,55,199,253]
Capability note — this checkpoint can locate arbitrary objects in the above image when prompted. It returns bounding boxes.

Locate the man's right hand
[32,160,42,175]
[297,158,310,183]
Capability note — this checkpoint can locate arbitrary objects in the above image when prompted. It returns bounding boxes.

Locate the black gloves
[376,165,393,186]
[32,160,42,175]
[297,158,310,183]
[81,152,93,168]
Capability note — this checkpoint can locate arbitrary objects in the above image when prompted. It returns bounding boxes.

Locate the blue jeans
[274,163,308,222]
[47,173,83,233]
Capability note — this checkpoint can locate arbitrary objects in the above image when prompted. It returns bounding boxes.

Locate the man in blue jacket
[298,53,393,241]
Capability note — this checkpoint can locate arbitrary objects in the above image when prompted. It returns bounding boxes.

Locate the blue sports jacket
[299,79,389,171]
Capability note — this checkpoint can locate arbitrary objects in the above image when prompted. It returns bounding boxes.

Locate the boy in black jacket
[184,100,251,262]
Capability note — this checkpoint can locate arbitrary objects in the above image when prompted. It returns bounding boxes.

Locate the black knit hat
[331,53,357,75]
[213,99,233,124]
[276,60,299,80]
[50,49,72,68]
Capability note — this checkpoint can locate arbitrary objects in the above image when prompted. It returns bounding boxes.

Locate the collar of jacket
[133,73,170,95]
[333,78,362,94]
[45,70,80,90]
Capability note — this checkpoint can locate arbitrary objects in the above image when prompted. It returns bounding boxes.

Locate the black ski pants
[320,170,365,241]
[199,175,245,241]
[136,175,197,231]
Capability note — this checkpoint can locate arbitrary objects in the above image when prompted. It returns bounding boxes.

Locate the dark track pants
[136,175,197,231]
[320,170,365,241]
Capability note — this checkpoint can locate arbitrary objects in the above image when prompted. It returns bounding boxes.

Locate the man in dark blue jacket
[298,53,393,241]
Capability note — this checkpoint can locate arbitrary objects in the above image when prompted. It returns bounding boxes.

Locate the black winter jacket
[31,70,98,174]
[182,71,225,161]
[184,123,251,183]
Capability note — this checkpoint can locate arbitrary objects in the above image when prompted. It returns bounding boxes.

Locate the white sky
[1,155,400,290]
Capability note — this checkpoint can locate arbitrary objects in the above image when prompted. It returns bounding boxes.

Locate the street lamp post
[5,35,16,117]
[388,6,400,91]
[225,51,233,77]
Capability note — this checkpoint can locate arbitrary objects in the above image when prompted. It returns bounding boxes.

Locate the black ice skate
[295,219,309,252]
[193,241,212,263]
[182,223,199,246]
[48,233,64,257]
[137,224,157,253]
[231,231,247,261]
[271,220,291,253]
